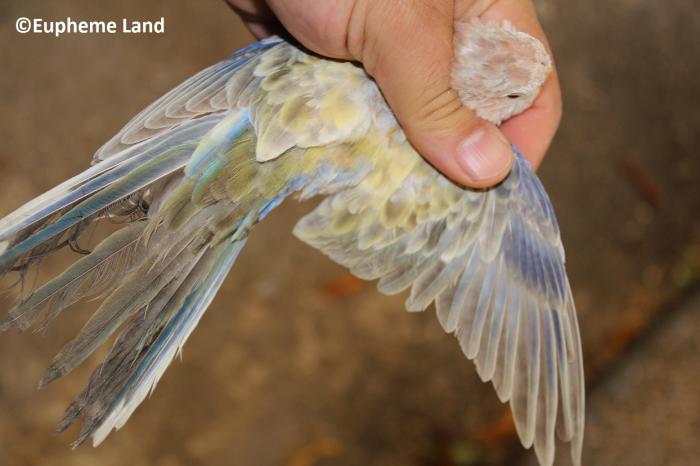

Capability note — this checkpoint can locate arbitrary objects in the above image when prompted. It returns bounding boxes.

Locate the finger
[480,0,562,168]
[499,71,562,169]
[225,0,275,20]
[357,0,514,188]
[225,0,281,38]
[264,0,357,59]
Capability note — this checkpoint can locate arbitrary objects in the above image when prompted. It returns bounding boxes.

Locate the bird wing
[0,38,285,248]
[293,150,584,466]
[93,37,283,162]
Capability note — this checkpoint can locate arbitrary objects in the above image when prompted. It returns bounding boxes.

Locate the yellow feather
[319,88,362,129]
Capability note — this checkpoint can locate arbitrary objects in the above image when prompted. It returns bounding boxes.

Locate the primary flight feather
[0,18,583,466]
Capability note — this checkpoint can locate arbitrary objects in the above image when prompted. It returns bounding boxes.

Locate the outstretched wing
[293,149,584,466]
[0,38,285,253]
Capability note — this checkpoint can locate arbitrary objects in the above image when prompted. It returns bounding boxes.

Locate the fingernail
[456,125,513,184]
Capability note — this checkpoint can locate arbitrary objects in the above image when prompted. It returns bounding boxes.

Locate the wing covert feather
[94,38,284,162]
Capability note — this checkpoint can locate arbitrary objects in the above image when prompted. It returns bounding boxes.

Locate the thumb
[354,1,513,188]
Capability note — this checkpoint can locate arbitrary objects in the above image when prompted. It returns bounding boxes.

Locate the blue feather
[0,114,223,245]
[90,239,245,444]
[0,143,195,267]
[186,111,250,178]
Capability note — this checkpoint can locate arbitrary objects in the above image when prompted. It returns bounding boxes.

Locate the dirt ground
[0,1,699,466]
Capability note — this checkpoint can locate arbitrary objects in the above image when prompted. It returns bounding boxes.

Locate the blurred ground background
[0,1,699,465]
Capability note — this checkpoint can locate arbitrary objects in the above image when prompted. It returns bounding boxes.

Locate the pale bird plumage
[0,19,583,466]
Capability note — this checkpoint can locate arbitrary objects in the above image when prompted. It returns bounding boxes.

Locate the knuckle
[412,88,474,134]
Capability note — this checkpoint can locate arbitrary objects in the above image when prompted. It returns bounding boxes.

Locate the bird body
[0,19,583,466]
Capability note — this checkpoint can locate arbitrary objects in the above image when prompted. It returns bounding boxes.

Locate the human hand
[226,0,562,189]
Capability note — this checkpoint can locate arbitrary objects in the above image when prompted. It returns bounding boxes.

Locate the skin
[225,0,562,189]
